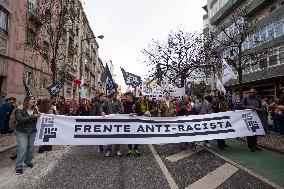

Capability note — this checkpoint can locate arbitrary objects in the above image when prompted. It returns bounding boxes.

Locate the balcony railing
[0,27,8,35]
[27,1,37,14]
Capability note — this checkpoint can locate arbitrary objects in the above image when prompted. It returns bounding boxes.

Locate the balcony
[0,27,8,36]
[210,0,244,25]
[245,0,271,17]
[27,1,42,26]
[68,46,75,57]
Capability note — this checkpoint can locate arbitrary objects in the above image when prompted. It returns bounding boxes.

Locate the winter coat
[91,99,108,116]
[212,97,230,113]
[240,96,265,122]
[15,106,39,133]
[0,102,12,130]
[105,98,123,114]
[160,100,176,117]
[195,99,210,115]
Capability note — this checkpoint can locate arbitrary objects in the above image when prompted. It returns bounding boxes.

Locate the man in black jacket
[240,89,264,152]
[90,93,108,152]
[123,92,142,156]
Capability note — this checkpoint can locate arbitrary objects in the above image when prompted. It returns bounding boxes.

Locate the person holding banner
[105,92,124,157]
[135,96,152,117]
[123,92,142,156]
[160,92,176,117]
[212,91,230,150]
[14,96,42,175]
[177,100,197,151]
[240,89,264,152]
[195,94,211,147]
[37,98,58,153]
[91,93,108,153]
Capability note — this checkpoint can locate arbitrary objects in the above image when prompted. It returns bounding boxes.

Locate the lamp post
[79,35,104,100]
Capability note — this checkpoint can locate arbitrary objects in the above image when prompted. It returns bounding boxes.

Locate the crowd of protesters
[0,87,284,175]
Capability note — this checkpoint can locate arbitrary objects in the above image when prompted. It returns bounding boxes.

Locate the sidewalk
[210,139,284,187]
[0,134,17,153]
[240,132,284,154]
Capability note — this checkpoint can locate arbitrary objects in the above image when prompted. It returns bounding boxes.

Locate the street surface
[0,140,283,189]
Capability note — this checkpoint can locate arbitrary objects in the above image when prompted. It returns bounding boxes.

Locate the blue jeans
[273,114,282,133]
[262,117,268,132]
[15,131,36,170]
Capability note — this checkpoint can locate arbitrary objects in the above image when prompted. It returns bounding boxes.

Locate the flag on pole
[121,68,142,88]
[23,79,32,96]
[46,78,64,97]
[217,78,226,93]
[222,59,237,85]
[156,63,162,86]
[101,64,116,94]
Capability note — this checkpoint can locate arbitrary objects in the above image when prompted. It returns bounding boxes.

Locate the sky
[83,0,207,92]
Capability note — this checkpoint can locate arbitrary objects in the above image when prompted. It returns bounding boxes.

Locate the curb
[0,134,17,154]
[238,138,284,155]
[0,144,16,154]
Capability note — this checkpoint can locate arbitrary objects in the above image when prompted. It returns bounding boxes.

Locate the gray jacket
[195,99,210,115]
[91,99,108,116]
[105,98,123,114]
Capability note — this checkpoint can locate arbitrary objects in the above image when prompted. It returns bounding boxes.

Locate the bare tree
[24,0,79,84]
[205,4,279,99]
[141,29,206,88]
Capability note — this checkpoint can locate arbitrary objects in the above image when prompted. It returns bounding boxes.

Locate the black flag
[121,67,142,88]
[23,79,32,97]
[101,64,116,93]
[46,79,64,97]
[156,63,162,86]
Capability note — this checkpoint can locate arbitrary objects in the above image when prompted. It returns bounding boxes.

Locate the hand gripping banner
[34,110,264,145]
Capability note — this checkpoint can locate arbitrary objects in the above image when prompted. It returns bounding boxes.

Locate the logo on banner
[39,118,57,142]
[242,113,260,132]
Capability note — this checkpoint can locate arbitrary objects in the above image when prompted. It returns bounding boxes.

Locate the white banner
[34,110,264,145]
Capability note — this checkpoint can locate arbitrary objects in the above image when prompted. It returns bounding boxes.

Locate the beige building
[60,0,103,100]
[0,0,104,101]
[203,0,284,99]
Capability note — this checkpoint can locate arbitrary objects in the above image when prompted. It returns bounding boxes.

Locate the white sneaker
[205,143,211,148]
[104,151,111,157]
[97,148,103,153]
[116,151,122,156]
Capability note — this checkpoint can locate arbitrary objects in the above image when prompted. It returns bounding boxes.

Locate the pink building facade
[0,0,51,101]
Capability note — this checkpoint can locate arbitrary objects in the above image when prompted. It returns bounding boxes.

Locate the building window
[0,9,8,35]
[259,27,267,42]
[279,46,284,64]
[268,50,278,66]
[28,0,37,13]
[25,70,32,85]
[275,18,283,37]
[267,23,275,40]
[44,9,51,25]
[259,56,268,69]
[27,28,36,48]
[40,75,46,88]
[42,41,49,60]
[251,62,259,71]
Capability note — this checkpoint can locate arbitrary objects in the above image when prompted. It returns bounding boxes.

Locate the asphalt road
[0,144,281,189]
